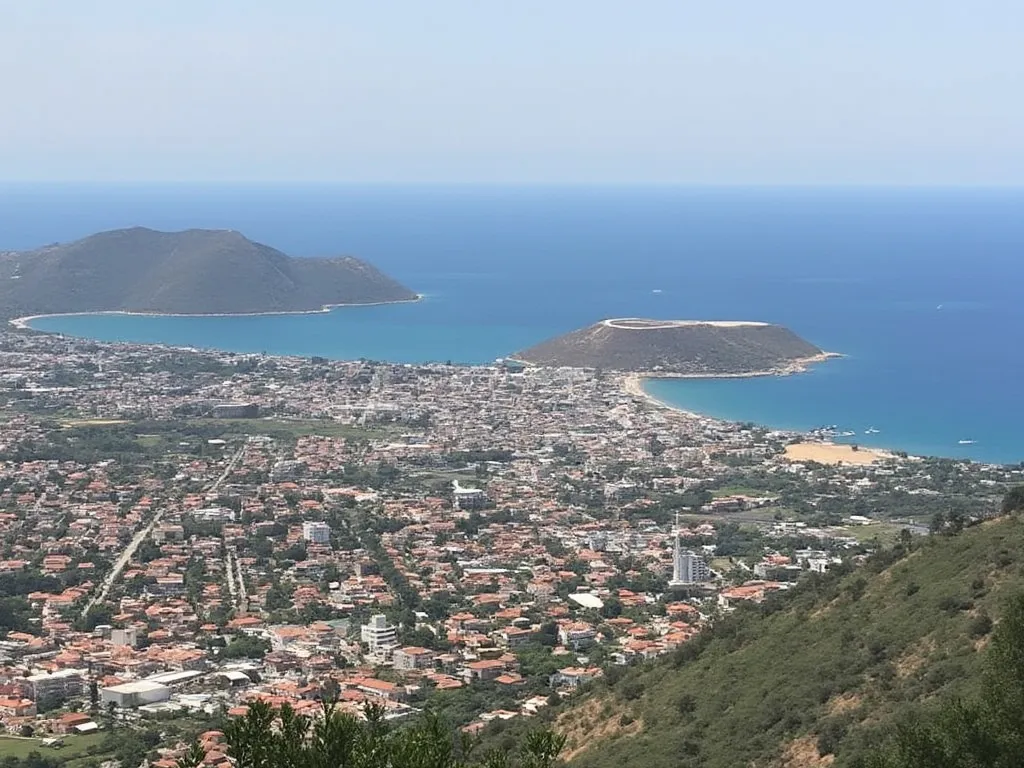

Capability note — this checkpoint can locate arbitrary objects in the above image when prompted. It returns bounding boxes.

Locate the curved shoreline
[8,294,424,331]
[620,352,840,417]
[508,351,841,374]
[622,362,902,465]
[621,372,700,416]
[621,351,841,385]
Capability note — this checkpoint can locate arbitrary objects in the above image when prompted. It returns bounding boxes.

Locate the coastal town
[0,328,1019,767]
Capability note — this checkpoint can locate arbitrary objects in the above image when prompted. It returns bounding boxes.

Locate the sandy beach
[782,442,893,466]
[622,373,702,417]
[8,295,425,331]
[620,351,839,412]
[622,367,901,466]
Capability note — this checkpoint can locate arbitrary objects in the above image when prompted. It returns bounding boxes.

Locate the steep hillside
[0,227,417,318]
[553,517,1024,768]
[512,318,829,375]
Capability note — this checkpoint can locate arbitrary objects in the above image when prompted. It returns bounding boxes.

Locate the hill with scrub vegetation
[512,318,830,375]
[482,497,1024,768]
[0,227,418,319]
[168,494,1024,768]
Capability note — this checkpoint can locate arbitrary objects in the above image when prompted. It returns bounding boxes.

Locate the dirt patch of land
[777,735,835,768]
[556,698,642,762]
[895,637,937,678]
[825,691,863,717]
[783,442,892,466]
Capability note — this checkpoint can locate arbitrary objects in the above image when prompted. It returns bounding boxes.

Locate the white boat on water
[958,439,976,445]
[865,427,880,435]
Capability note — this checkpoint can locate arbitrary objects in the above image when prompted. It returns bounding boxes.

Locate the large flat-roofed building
[100,680,171,708]
[452,481,487,510]
[192,506,236,523]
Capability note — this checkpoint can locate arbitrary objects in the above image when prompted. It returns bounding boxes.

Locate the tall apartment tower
[669,513,711,586]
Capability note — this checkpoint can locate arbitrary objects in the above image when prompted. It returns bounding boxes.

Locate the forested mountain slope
[555,516,1024,768]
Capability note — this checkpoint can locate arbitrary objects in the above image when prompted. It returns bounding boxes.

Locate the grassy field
[678,508,779,525]
[61,418,131,427]
[832,521,910,546]
[189,417,398,441]
[711,486,766,498]
[58,416,397,447]
[409,469,480,482]
[0,732,111,762]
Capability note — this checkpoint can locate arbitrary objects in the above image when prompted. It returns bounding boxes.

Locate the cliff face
[0,227,417,318]
[513,318,825,375]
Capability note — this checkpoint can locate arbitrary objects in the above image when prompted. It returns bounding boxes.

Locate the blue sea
[3,184,1023,465]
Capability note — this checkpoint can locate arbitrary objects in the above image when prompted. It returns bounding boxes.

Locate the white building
[302,521,331,545]
[558,622,597,650]
[568,593,605,610]
[603,480,639,501]
[26,669,86,707]
[101,680,171,708]
[270,460,306,482]
[111,627,138,648]
[192,507,236,523]
[452,481,487,510]
[393,646,435,671]
[669,530,711,587]
[360,614,399,657]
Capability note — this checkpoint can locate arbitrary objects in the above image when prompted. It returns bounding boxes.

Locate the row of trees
[175,701,565,768]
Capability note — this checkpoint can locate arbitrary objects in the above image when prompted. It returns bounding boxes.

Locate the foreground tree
[1002,485,1024,515]
[176,700,565,768]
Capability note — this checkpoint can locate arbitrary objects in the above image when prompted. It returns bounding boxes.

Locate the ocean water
[3,184,1023,464]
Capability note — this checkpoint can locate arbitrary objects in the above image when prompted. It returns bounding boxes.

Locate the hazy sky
[1,1,1021,183]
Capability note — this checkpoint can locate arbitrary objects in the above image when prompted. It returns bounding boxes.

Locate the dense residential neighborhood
[0,329,1018,766]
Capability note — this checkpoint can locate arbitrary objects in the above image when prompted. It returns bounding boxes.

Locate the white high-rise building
[669,514,711,586]
[302,521,331,545]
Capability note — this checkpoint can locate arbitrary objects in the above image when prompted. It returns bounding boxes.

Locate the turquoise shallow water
[6,184,1024,464]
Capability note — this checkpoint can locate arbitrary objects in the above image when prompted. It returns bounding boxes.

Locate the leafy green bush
[177,700,564,768]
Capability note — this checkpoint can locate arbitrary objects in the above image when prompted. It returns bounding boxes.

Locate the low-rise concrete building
[101,680,172,708]
[393,646,435,671]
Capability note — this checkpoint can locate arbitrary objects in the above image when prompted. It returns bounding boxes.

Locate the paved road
[225,549,238,602]
[79,507,166,620]
[79,440,248,620]
[223,545,249,612]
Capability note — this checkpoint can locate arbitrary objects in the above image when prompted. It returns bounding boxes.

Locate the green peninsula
[513,317,832,376]
[0,227,417,319]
